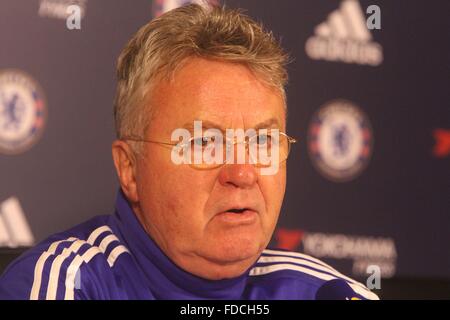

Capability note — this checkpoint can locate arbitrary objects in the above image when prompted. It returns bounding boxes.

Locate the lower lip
[215,210,258,225]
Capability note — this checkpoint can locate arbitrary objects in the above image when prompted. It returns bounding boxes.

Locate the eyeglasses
[122,131,297,170]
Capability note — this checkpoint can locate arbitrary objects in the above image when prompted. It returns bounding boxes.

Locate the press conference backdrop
[0,0,449,299]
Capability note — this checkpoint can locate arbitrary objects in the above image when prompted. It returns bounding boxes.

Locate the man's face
[133,57,286,280]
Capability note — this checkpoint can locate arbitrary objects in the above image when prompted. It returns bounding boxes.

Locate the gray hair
[114,3,289,151]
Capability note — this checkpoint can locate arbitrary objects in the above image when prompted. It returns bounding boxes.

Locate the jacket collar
[112,189,251,299]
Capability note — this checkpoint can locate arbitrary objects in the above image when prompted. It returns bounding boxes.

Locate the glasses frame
[122,131,297,169]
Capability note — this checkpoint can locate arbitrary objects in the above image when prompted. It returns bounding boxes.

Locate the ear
[112,140,139,203]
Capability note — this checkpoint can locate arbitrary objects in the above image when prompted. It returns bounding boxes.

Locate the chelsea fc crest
[0,70,47,155]
[308,100,373,182]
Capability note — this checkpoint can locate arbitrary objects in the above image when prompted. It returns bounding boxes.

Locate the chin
[203,234,264,275]
[222,241,261,261]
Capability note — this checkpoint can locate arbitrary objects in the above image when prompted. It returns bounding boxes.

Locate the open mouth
[226,208,249,214]
[215,206,258,224]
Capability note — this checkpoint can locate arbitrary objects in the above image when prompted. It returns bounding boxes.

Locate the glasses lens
[249,133,290,167]
[188,133,293,169]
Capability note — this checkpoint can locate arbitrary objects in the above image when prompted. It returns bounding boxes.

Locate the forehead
[149,57,286,132]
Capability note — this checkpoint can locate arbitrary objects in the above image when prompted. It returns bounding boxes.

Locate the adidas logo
[0,197,35,248]
[305,0,383,66]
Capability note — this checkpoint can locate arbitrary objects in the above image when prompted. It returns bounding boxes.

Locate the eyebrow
[181,118,281,132]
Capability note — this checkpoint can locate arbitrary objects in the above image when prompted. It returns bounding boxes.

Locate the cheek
[138,158,216,234]
[166,170,215,211]
[161,171,218,246]
[260,168,286,218]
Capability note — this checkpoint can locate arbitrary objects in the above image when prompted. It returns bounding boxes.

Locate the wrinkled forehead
[148,58,286,134]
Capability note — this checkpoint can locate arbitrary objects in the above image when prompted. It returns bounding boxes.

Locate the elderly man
[0,4,377,300]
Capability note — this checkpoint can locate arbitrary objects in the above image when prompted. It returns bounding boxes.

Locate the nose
[218,164,258,189]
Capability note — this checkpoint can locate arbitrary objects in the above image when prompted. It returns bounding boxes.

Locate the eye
[192,136,215,148]
[256,134,271,146]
